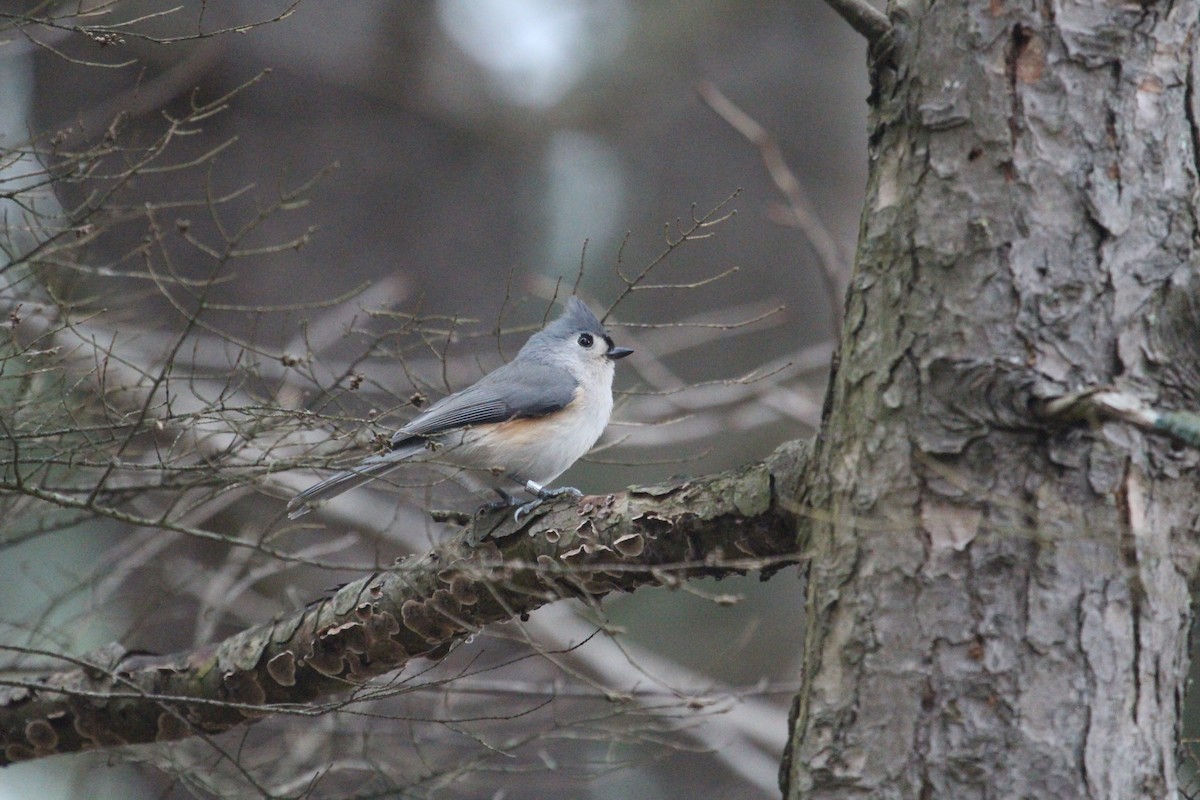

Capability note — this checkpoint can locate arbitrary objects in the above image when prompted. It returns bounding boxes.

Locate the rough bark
[784,1,1200,798]
[0,445,804,765]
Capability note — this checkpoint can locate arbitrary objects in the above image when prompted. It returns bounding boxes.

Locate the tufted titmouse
[287,297,632,520]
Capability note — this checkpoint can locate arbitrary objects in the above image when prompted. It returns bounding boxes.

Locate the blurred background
[0,1,869,797]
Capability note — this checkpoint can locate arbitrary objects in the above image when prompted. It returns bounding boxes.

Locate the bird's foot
[539,485,584,501]
[514,483,583,522]
[476,489,517,516]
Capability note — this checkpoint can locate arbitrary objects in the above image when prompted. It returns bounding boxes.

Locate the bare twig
[818,0,892,50]
[698,81,848,336]
[1039,388,1200,450]
[525,606,789,796]
[603,191,741,322]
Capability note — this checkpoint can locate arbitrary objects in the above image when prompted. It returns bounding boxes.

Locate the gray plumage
[287,297,630,519]
[390,360,577,443]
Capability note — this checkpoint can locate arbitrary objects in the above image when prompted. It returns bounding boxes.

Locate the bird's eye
[577,333,594,348]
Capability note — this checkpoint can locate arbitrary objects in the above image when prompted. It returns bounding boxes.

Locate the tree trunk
[784,2,1200,797]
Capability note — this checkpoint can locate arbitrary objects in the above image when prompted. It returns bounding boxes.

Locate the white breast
[433,363,615,487]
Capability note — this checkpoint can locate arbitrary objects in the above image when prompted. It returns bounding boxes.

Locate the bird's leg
[513,480,583,522]
[476,488,518,516]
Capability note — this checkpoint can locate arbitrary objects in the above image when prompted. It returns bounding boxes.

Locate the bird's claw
[513,498,542,522]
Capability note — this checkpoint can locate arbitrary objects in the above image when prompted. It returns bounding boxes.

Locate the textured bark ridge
[0,445,805,765]
[784,1,1200,798]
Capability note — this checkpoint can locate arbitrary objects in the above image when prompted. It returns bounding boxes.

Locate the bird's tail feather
[287,442,424,519]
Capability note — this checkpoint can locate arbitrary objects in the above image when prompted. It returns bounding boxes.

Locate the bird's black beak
[607,346,634,360]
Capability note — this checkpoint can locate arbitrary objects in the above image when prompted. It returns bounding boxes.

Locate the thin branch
[602,191,741,323]
[697,81,847,336]
[1038,388,1200,449]
[524,606,789,797]
[819,0,892,50]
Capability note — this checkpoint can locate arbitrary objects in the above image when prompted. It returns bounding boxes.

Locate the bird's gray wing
[392,360,577,445]
[289,362,577,519]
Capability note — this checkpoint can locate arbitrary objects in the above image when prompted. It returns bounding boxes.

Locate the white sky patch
[437,0,629,108]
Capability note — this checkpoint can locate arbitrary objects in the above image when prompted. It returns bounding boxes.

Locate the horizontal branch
[0,441,809,765]
[1037,387,1200,449]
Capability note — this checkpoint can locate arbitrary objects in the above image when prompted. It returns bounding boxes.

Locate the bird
[287,297,632,520]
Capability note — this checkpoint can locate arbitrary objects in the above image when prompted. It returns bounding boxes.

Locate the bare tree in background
[3,2,1200,799]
